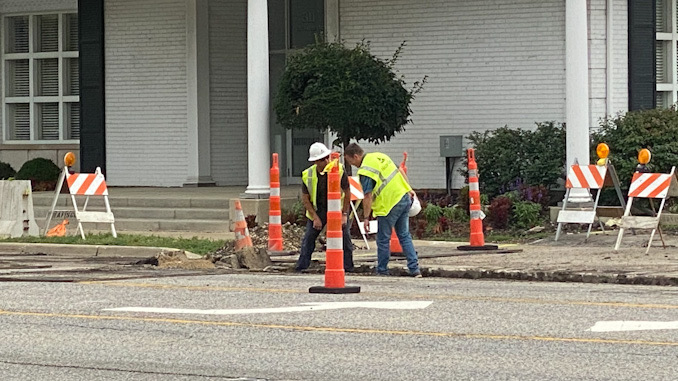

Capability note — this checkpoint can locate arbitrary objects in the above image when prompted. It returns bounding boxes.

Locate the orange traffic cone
[268,153,283,251]
[233,200,253,250]
[47,219,69,237]
[310,152,360,294]
[458,149,497,251]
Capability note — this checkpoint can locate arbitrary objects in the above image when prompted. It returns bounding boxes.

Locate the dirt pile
[153,250,215,270]
[248,222,308,251]
[203,223,309,271]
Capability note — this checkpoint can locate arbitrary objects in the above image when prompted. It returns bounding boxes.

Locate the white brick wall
[208,0,248,186]
[104,0,188,186]
[340,0,628,190]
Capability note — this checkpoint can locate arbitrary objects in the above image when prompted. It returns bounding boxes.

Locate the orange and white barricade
[349,175,377,249]
[45,156,116,239]
[614,166,678,253]
[555,158,626,241]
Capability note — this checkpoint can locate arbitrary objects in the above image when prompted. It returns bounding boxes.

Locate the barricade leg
[555,189,570,242]
[585,188,603,241]
[614,198,634,251]
[104,196,117,238]
[646,197,668,253]
[351,201,369,249]
[71,195,86,240]
[44,167,68,236]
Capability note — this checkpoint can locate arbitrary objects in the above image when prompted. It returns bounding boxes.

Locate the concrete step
[31,194,231,209]
[37,217,231,233]
[34,206,229,221]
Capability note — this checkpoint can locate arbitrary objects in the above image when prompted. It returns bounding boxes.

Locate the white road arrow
[103,301,433,315]
[589,321,678,332]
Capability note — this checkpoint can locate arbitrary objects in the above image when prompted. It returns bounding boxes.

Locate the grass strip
[0,233,225,255]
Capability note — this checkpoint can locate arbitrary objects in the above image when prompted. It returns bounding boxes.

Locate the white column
[185,0,213,186]
[566,0,591,200]
[244,0,271,197]
[325,0,340,42]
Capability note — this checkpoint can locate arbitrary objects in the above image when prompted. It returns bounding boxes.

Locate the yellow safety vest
[302,163,345,219]
[358,152,411,217]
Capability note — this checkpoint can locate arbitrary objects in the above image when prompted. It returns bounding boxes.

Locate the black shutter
[628,0,656,110]
[78,0,106,173]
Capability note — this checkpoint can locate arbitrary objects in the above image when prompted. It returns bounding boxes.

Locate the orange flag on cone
[233,200,253,250]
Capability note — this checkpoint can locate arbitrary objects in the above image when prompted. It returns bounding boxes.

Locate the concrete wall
[208,0,248,186]
[339,0,629,189]
[0,0,80,173]
[104,0,189,186]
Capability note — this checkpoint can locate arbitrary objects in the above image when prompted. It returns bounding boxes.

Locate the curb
[421,266,678,286]
[0,243,202,260]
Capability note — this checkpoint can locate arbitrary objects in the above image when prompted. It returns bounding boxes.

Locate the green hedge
[0,162,16,180]
[466,121,566,199]
[592,107,678,185]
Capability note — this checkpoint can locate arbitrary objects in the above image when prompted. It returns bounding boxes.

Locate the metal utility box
[439,135,463,157]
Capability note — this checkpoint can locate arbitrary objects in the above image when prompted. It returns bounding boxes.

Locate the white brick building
[0,0,663,191]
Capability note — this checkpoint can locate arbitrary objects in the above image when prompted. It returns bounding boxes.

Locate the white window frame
[1,11,79,144]
[656,0,678,107]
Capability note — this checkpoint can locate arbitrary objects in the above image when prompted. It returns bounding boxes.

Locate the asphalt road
[0,273,677,380]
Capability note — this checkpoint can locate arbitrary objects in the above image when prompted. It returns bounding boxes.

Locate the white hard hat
[308,142,332,161]
[409,196,421,217]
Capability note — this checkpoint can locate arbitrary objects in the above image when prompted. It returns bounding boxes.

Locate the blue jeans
[296,215,354,271]
[376,194,420,275]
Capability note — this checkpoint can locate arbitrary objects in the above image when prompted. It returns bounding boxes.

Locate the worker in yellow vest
[295,142,354,272]
[345,142,421,277]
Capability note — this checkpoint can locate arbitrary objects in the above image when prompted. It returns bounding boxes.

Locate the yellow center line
[80,281,678,310]
[0,308,676,347]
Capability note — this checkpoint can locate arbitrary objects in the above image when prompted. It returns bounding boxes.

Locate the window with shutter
[2,12,79,142]
[5,16,29,54]
[657,41,667,83]
[66,102,79,140]
[7,103,29,140]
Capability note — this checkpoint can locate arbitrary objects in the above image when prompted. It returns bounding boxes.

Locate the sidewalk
[2,229,678,286]
[405,230,678,286]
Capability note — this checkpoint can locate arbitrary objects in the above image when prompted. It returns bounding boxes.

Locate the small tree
[274,40,426,171]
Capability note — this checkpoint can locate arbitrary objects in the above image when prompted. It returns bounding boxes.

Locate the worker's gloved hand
[313,216,322,230]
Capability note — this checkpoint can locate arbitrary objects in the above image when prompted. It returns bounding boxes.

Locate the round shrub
[593,107,678,186]
[0,162,16,180]
[16,158,61,191]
